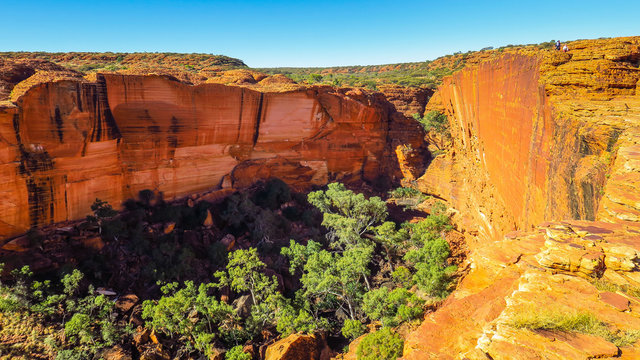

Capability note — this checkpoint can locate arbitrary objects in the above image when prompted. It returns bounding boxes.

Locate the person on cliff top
[556,40,561,50]
[563,44,569,52]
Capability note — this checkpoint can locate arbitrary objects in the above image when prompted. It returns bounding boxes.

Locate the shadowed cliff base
[0,72,427,242]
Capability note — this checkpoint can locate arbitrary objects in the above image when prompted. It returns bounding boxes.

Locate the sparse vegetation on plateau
[509,308,640,347]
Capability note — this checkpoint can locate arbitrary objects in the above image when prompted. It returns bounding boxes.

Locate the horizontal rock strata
[0,73,424,241]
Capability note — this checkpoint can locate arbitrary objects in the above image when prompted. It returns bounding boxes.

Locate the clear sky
[1,0,638,67]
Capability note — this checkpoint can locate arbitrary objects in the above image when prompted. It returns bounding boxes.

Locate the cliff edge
[404,36,640,359]
[0,71,424,241]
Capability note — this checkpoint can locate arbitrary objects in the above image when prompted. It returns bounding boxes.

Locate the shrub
[225,345,251,360]
[308,182,387,250]
[276,304,328,336]
[391,266,413,288]
[362,287,424,327]
[388,187,423,199]
[413,111,449,136]
[142,281,234,353]
[341,319,366,340]
[356,327,403,360]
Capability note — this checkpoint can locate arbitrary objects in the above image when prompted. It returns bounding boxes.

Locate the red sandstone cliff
[0,73,424,241]
[403,37,640,359]
[416,37,640,241]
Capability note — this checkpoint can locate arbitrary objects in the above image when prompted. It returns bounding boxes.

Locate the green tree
[402,215,456,298]
[215,248,281,334]
[362,287,424,327]
[307,183,387,250]
[356,327,404,360]
[225,345,251,360]
[341,319,366,340]
[142,281,234,355]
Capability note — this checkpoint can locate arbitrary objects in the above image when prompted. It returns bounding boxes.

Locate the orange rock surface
[0,73,424,241]
[404,36,640,359]
[419,36,640,240]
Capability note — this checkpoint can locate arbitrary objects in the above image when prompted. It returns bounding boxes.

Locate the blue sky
[1,0,638,67]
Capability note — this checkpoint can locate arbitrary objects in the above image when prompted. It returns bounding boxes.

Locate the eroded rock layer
[418,37,640,240]
[405,36,640,359]
[0,74,423,241]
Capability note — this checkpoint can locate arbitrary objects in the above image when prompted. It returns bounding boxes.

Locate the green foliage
[591,277,640,298]
[0,265,127,358]
[275,302,328,336]
[255,55,467,90]
[391,266,413,288]
[225,345,252,360]
[283,240,374,321]
[308,73,323,83]
[362,287,424,327]
[388,186,425,200]
[308,182,387,250]
[341,319,366,340]
[413,111,449,136]
[399,211,456,298]
[215,248,281,336]
[356,327,404,360]
[215,248,277,307]
[64,313,92,344]
[142,281,234,354]
[283,183,457,340]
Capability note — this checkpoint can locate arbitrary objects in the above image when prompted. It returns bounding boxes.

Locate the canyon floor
[1,36,640,359]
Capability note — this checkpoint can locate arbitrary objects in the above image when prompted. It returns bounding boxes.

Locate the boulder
[265,333,330,360]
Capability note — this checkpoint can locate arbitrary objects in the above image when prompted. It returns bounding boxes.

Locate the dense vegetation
[0,180,457,359]
[256,40,557,90]
[255,61,462,90]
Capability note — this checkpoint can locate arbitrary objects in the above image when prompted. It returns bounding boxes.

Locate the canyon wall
[418,38,640,241]
[404,37,640,359]
[0,74,423,241]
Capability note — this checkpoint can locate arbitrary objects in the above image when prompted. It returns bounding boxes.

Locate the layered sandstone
[404,37,640,359]
[417,37,640,241]
[0,73,424,241]
[403,221,640,359]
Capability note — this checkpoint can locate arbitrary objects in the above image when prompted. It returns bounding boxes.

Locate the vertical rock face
[419,37,640,240]
[405,37,640,359]
[0,74,423,241]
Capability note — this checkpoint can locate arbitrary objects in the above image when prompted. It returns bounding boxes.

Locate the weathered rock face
[403,221,640,359]
[418,37,640,240]
[404,36,640,359]
[0,74,424,241]
[264,333,330,360]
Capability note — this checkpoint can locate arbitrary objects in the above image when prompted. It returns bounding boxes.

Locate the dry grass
[509,308,640,347]
[591,277,640,298]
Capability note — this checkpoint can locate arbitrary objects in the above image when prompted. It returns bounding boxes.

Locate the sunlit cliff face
[0,73,427,241]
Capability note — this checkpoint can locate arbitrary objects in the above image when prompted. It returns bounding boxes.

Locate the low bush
[362,287,424,327]
[225,345,251,360]
[413,111,449,136]
[356,327,403,360]
[341,318,366,340]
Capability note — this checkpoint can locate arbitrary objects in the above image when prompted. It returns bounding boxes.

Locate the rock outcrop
[403,221,640,359]
[404,36,640,359]
[418,36,640,240]
[264,333,330,360]
[0,72,424,241]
